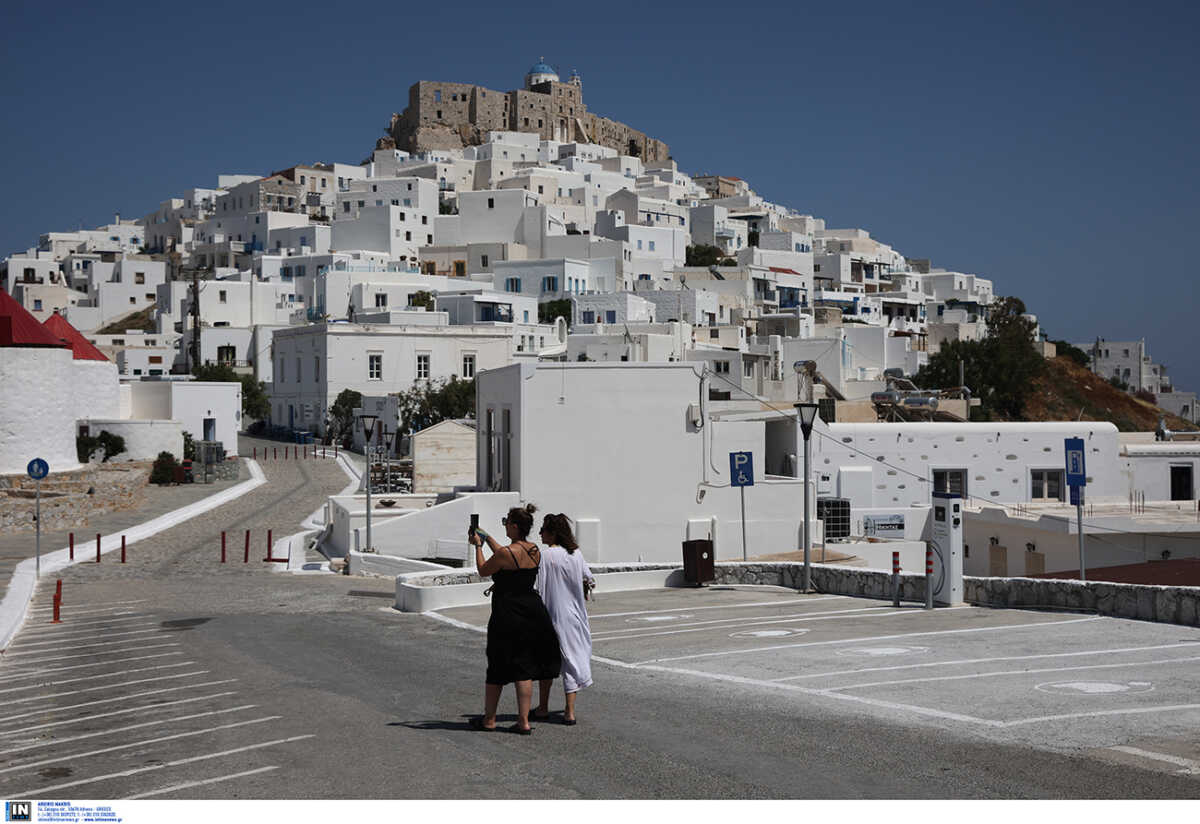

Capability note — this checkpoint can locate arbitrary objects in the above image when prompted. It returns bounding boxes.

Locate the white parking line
[0,661,197,694]
[22,606,146,619]
[0,705,258,757]
[0,652,184,684]
[631,616,1103,665]
[589,595,845,619]
[827,654,1200,692]
[1004,705,1200,728]
[593,606,973,642]
[4,636,177,656]
[17,615,152,635]
[0,678,236,724]
[592,605,910,636]
[8,628,165,650]
[16,734,315,796]
[3,642,181,665]
[2,670,211,707]
[124,766,280,799]
[30,599,148,612]
[0,691,239,737]
[424,612,486,633]
[1109,746,1200,775]
[9,622,160,644]
[0,716,281,776]
[772,642,1200,682]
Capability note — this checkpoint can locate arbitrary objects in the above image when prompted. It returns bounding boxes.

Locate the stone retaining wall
[710,562,1200,628]
[0,465,148,535]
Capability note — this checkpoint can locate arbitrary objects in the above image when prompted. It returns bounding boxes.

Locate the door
[989,545,1008,577]
[203,417,216,441]
[1171,465,1194,501]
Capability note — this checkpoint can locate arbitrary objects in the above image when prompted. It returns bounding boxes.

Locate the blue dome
[528,61,556,76]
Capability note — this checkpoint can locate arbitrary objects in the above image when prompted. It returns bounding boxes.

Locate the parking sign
[729,452,754,487]
[1064,438,1086,488]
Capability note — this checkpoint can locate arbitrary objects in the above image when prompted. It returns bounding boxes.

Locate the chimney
[114,212,121,224]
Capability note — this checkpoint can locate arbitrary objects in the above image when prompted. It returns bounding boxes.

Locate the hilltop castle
[385,59,670,163]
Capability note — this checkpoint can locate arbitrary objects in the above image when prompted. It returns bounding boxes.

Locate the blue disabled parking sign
[730,452,754,487]
[27,458,48,480]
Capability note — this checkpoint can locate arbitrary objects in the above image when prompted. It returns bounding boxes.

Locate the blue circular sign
[27,458,49,480]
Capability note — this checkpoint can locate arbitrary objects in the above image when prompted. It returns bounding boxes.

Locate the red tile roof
[768,267,802,275]
[0,288,71,348]
[43,312,110,362]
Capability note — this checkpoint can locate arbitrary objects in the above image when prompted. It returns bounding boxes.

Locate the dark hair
[540,513,579,553]
[506,503,537,539]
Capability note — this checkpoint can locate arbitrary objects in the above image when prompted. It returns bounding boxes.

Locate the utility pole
[191,269,201,373]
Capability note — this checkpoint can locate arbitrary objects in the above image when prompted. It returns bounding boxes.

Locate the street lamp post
[795,403,820,593]
[359,413,378,552]
[382,426,396,493]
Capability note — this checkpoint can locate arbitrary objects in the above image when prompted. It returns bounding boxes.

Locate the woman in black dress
[469,503,562,734]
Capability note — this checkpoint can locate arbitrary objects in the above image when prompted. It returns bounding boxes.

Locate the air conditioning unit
[817,497,851,541]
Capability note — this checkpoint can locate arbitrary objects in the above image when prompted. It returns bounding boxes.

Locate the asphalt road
[0,441,1196,799]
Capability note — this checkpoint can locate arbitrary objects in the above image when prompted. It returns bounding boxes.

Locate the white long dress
[536,546,594,693]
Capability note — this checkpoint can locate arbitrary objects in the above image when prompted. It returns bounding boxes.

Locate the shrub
[1051,340,1091,368]
[1134,389,1156,404]
[76,431,126,463]
[149,451,179,485]
[182,431,196,461]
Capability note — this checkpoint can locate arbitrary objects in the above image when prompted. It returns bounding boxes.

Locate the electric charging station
[930,491,964,606]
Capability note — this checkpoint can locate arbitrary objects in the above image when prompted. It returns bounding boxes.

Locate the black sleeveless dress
[485,550,562,685]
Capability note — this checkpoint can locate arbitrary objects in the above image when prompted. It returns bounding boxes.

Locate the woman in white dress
[531,513,594,725]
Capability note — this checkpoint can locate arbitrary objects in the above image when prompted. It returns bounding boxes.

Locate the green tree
[539,299,572,325]
[685,244,724,267]
[328,389,363,446]
[192,362,270,422]
[408,290,435,310]
[915,295,1045,419]
[395,377,474,434]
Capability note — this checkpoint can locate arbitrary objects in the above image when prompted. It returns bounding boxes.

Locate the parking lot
[436,585,1200,779]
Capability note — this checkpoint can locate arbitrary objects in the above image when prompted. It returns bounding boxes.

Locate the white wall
[73,360,121,421]
[169,382,242,453]
[0,348,81,474]
[81,419,182,462]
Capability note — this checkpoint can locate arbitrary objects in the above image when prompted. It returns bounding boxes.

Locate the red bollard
[52,579,62,624]
[221,531,227,563]
[243,529,250,563]
[121,535,126,564]
[253,447,257,460]
[69,532,74,561]
[893,552,901,575]
[96,533,101,563]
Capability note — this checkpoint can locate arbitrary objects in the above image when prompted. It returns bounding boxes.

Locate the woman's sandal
[562,718,577,726]
[468,716,496,731]
[508,723,533,735]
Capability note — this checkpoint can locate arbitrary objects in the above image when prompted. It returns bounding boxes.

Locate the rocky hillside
[1022,356,1197,432]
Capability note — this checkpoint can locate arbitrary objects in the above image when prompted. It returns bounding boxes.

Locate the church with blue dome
[386,59,668,163]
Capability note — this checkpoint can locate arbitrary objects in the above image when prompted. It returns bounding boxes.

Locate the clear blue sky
[3,0,1197,391]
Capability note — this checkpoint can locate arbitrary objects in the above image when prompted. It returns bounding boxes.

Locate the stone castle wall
[388,79,669,163]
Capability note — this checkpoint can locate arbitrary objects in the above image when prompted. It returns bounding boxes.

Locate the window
[314,356,320,382]
[932,469,967,497]
[436,110,442,118]
[135,272,145,284]
[343,202,351,214]
[279,359,285,382]
[33,299,42,311]
[434,90,441,102]
[416,353,430,380]
[487,197,495,209]
[421,215,427,225]
[743,360,754,378]
[504,277,522,293]
[649,241,656,252]
[605,310,616,323]
[541,276,559,292]
[375,293,388,308]
[636,239,643,250]
[481,254,489,268]
[714,361,730,374]
[368,353,382,380]
[296,357,301,382]
[1031,469,1064,502]
[462,353,476,379]
[219,290,227,303]
[454,260,466,277]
